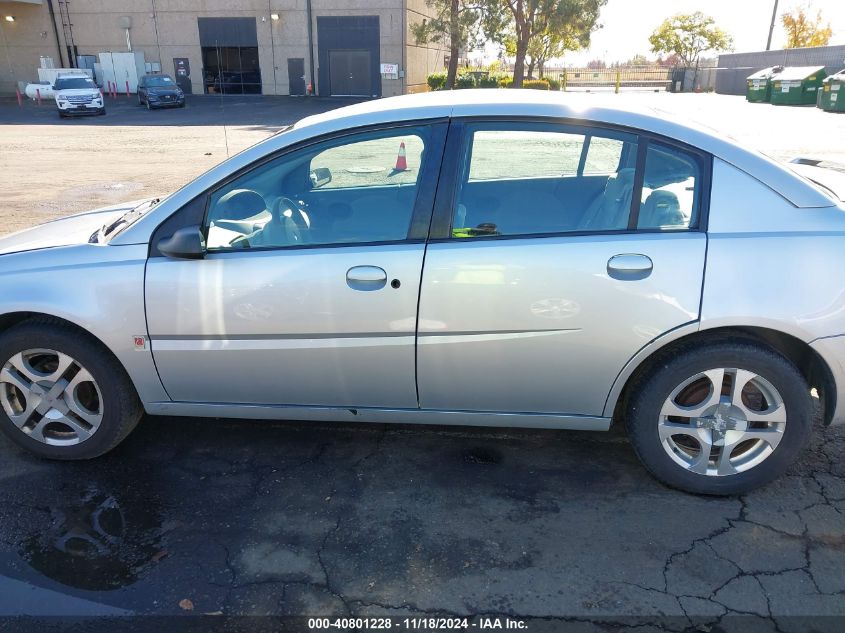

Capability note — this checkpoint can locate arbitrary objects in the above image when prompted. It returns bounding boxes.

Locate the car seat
[638,190,685,229]
[577,168,636,231]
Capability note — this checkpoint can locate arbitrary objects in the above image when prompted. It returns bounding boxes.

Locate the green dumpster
[770,66,827,105]
[818,69,845,112]
[746,66,783,102]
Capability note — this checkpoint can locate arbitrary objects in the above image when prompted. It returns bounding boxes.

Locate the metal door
[329,50,371,96]
[287,58,306,95]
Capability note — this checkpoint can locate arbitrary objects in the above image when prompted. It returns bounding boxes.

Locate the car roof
[294,89,832,209]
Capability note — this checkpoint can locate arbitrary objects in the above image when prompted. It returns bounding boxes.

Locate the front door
[417,121,709,416]
[329,50,372,96]
[145,123,446,408]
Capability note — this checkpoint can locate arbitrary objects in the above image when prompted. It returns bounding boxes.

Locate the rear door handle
[347,265,387,291]
[607,254,653,281]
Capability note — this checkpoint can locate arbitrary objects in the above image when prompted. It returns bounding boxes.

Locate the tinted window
[205,126,432,250]
[452,124,637,238]
[637,142,701,230]
[55,77,95,89]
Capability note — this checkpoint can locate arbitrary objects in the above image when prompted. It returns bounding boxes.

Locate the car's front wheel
[0,321,142,459]
[626,341,813,495]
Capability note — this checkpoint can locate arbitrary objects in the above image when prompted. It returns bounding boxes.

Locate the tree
[412,0,485,89]
[622,54,650,67]
[648,12,733,69]
[781,4,832,48]
[490,0,605,88]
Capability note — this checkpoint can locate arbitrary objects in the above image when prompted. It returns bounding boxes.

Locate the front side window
[205,126,431,250]
[452,124,637,237]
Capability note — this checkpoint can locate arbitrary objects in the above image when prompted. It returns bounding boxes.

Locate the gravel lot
[0,91,844,628]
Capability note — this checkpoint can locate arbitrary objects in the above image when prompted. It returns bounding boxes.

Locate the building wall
[0,0,444,96]
[404,0,446,93]
[0,1,62,95]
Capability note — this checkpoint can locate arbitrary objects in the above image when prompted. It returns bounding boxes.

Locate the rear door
[417,120,709,416]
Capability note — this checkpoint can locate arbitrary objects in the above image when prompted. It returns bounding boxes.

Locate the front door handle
[607,254,653,281]
[347,265,387,291]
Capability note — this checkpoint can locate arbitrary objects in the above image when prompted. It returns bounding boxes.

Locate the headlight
[57,95,67,102]
[176,89,184,97]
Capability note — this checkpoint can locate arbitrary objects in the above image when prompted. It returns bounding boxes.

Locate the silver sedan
[2,90,844,495]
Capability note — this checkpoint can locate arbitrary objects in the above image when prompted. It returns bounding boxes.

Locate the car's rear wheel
[0,321,142,459]
[626,341,813,495]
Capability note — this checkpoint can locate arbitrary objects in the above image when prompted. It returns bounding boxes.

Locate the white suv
[54,72,105,118]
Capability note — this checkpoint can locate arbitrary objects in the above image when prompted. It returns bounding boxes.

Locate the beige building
[0,0,446,97]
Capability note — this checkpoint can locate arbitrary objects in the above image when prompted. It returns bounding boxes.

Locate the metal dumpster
[746,66,783,103]
[770,66,827,105]
[818,69,845,112]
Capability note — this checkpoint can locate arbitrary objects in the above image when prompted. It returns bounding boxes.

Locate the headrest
[216,189,266,221]
[605,168,636,202]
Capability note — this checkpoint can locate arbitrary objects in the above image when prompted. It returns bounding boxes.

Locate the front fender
[0,244,168,404]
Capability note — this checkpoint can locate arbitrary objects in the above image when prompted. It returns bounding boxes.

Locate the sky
[471,0,845,65]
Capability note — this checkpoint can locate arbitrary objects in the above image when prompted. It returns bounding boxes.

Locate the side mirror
[309,167,332,189]
[158,225,206,259]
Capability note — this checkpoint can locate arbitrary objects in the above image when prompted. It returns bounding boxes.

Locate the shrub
[546,77,561,91]
[426,72,446,91]
[477,74,500,88]
[523,79,550,90]
[455,73,476,89]
[498,76,513,88]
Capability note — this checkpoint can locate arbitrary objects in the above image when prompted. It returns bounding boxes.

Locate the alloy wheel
[658,367,786,476]
[0,349,103,446]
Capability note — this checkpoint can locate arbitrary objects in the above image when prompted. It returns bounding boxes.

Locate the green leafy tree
[648,12,733,69]
[781,4,832,48]
[412,0,486,89]
[490,0,605,87]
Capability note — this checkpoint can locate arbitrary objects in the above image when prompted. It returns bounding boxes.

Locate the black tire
[98,108,106,116]
[0,320,143,460]
[626,341,813,495]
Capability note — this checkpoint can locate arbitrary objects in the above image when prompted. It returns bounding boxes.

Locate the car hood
[0,199,151,256]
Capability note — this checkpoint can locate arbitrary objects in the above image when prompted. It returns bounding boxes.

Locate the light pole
[766,0,779,50]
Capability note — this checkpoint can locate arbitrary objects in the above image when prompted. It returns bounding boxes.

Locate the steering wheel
[271,196,310,244]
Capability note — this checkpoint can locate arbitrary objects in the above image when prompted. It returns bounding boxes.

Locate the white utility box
[98,51,146,93]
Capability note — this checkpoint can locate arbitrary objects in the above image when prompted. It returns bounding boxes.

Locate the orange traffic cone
[394,142,408,171]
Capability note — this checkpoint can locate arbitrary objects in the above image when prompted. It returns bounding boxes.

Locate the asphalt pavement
[0,408,843,630]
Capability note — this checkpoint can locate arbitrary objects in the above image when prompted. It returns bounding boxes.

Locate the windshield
[145,75,176,87]
[55,77,96,90]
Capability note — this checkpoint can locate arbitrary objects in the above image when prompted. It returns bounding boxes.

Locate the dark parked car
[138,74,185,109]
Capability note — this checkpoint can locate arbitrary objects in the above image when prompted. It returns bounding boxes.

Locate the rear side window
[636,142,702,230]
[452,124,637,237]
